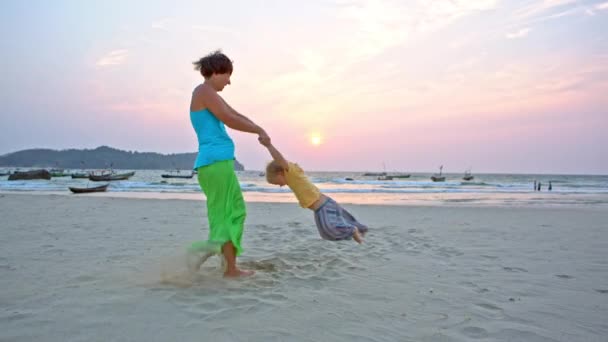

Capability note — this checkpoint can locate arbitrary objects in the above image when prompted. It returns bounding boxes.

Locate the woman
[188,50,270,277]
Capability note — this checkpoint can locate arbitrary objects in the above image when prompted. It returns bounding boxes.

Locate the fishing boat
[71,162,90,178]
[463,168,474,181]
[161,169,194,179]
[363,172,386,177]
[390,173,411,179]
[431,165,446,182]
[49,168,69,177]
[71,172,90,179]
[68,184,109,194]
[89,171,135,181]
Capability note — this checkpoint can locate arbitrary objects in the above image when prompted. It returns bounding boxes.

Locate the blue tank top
[190,108,235,169]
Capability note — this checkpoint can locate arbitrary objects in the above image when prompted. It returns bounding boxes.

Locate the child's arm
[265,143,289,171]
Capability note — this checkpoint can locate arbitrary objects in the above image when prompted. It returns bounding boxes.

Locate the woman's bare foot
[224,269,255,278]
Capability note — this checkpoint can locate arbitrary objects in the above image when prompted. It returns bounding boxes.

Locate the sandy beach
[1,193,607,341]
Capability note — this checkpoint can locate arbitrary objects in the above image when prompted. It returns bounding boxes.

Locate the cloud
[95,50,129,67]
[151,18,173,31]
[252,0,502,125]
[506,27,531,39]
[191,25,238,36]
[515,0,578,19]
[596,2,608,10]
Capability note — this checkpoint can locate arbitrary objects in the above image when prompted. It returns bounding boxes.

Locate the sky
[0,0,607,174]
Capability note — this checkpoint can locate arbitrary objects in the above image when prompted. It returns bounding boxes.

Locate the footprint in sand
[461,326,489,339]
[555,274,574,279]
[239,260,278,272]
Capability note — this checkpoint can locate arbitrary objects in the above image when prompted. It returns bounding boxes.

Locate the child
[262,142,368,243]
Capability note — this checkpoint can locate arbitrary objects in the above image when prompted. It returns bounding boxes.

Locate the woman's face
[212,73,231,91]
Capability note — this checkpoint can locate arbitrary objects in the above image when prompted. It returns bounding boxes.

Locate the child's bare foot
[224,269,255,278]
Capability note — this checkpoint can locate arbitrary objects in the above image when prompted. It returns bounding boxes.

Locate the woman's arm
[197,86,266,136]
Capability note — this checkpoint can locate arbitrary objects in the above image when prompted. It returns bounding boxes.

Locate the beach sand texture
[1,193,607,341]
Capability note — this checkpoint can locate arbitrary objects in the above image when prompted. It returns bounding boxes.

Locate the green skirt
[188,160,246,256]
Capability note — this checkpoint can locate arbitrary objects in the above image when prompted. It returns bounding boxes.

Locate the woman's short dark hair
[193,50,233,78]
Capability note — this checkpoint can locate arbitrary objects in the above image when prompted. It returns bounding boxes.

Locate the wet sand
[1,193,607,341]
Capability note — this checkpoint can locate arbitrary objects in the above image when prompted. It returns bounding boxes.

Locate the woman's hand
[258,130,271,146]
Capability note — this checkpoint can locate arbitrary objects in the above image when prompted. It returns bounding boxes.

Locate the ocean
[1,169,607,207]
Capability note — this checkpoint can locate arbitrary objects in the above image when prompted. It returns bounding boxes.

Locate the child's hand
[258,131,271,146]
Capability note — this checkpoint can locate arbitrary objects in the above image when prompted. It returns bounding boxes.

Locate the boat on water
[68,183,109,194]
[89,171,135,181]
[161,169,194,179]
[49,169,69,177]
[390,174,411,179]
[71,162,90,178]
[363,172,386,177]
[431,165,446,182]
[463,168,474,181]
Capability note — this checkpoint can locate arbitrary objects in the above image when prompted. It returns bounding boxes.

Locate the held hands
[257,130,271,147]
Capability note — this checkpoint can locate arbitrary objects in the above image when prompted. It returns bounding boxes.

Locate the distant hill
[0,146,245,170]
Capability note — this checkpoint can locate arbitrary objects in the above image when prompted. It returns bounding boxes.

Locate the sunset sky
[1,0,607,173]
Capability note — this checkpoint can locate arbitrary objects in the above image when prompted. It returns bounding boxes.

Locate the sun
[310,134,322,146]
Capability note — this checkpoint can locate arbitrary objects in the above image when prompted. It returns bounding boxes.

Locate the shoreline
[2,190,607,209]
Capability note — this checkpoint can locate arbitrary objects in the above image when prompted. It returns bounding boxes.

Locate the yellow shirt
[285,162,322,208]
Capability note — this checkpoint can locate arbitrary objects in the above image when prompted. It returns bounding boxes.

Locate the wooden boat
[391,174,411,179]
[462,169,474,181]
[69,184,109,193]
[71,162,90,178]
[161,170,194,179]
[161,173,194,179]
[9,169,51,180]
[89,171,135,181]
[364,172,386,177]
[431,165,446,182]
[48,167,68,177]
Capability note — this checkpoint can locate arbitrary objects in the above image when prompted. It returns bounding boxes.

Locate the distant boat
[390,174,411,179]
[431,165,446,182]
[345,177,354,181]
[378,175,394,181]
[69,183,109,194]
[49,169,69,177]
[161,173,193,179]
[71,161,90,178]
[9,169,51,181]
[161,170,194,179]
[363,172,386,177]
[89,171,135,181]
[71,172,90,179]
[463,169,474,181]
[0,171,9,176]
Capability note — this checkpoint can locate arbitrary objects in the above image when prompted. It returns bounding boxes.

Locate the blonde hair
[265,160,285,183]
